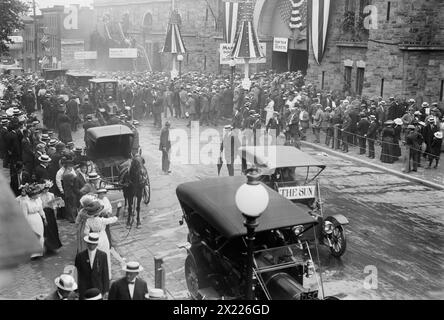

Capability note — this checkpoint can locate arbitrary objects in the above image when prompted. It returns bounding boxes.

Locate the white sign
[64,5,78,30]
[278,186,316,200]
[273,37,288,52]
[219,43,266,65]
[109,48,138,59]
[74,51,97,60]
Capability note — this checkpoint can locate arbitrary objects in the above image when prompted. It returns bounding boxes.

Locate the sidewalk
[302,129,444,189]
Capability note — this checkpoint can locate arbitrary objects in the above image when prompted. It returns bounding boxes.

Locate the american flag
[161,10,186,54]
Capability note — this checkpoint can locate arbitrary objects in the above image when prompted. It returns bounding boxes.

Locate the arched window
[142,12,153,33]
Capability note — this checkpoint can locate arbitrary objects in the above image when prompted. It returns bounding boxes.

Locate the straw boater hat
[84,232,100,244]
[384,120,394,126]
[435,131,443,139]
[84,288,103,300]
[97,188,107,194]
[394,118,403,126]
[54,274,77,292]
[123,261,144,273]
[88,172,100,180]
[147,288,165,299]
[38,154,51,163]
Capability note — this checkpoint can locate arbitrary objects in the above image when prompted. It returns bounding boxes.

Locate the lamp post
[235,168,270,300]
[229,59,236,88]
[177,54,184,77]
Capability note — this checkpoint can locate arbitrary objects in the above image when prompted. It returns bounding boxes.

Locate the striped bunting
[223,1,239,44]
[311,0,330,64]
[231,20,263,59]
[162,23,186,54]
[289,0,305,30]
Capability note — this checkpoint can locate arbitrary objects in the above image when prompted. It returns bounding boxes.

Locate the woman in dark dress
[392,119,403,161]
[57,114,73,144]
[40,181,62,253]
[380,120,396,163]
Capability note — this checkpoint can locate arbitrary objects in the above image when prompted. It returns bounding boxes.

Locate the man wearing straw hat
[74,232,110,300]
[108,261,148,300]
[45,274,79,300]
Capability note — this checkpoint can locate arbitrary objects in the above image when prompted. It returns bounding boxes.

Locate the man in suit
[62,160,78,223]
[34,154,51,183]
[367,115,379,159]
[108,261,148,300]
[74,233,110,300]
[159,121,171,175]
[45,274,78,300]
[357,113,370,155]
[220,125,241,176]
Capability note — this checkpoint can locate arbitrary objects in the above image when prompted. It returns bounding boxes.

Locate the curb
[301,141,444,191]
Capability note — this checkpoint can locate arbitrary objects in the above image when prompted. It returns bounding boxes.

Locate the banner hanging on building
[311,0,331,64]
[223,1,239,44]
[109,48,138,59]
[220,43,266,65]
[273,37,288,52]
[74,51,97,60]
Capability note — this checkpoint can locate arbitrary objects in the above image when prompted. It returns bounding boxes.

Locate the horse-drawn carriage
[85,125,151,227]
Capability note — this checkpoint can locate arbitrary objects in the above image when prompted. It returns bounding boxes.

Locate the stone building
[90,0,444,102]
[305,0,444,103]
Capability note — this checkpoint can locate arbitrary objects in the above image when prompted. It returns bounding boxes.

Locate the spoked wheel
[329,225,347,258]
[143,177,151,205]
[184,256,200,300]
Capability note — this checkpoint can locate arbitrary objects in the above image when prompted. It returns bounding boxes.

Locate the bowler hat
[84,288,103,300]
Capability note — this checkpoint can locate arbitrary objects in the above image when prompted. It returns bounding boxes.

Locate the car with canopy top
[239,145,348,257]
[176,176,340,300]
[41,68,68,81]
[89,79,119,114]
[66,72,96,88]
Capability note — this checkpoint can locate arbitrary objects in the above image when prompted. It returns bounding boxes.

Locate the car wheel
[329,224,346,258]
[185,255,200,300]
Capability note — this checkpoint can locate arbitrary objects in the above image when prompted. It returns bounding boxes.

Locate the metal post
[33,0,38,72]
[231,66,235,88]
[244,216,258,300]
[333,125,339,150]
[154,255,166,291]
[179,61,182,77]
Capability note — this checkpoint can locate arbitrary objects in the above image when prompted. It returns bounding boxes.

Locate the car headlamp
[292,225,304,236]
[305,260,315,277]
[323,221,334,235]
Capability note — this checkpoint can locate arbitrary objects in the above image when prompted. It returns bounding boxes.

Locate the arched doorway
[254,0,309,73]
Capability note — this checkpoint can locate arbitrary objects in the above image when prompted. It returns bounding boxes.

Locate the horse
[119,155,147,229]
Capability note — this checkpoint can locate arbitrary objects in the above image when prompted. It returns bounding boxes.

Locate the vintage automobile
[41,68,68,81]
[177,176,340,300]
[89,79,119,113]
[2,67,24,76]
[239,145,348,258]
[66,72,95,88]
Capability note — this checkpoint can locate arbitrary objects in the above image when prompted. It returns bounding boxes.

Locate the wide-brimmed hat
[84,201,104,216]
[435,131,443,139]
[428,117,435,123]
[84,288,103,300]
[84,232,100,244]
[394,118,403,126]
[146,288,165,299]
[54,274,77,292]
[384,120,394,125]
[41,134,50,141]
[407,125,416,130]
[122,261,144,273]
[38,155,51,163]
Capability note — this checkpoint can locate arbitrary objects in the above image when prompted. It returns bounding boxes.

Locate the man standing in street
[74,233,109,300]
[220,125,240,176]
[108,261,148,300]
[366,115,378,159]
[153,89,164,129]
[357,112,370,155]
[159,121,171,175]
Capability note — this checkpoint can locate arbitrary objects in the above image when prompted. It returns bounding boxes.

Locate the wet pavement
[1,117,443,300]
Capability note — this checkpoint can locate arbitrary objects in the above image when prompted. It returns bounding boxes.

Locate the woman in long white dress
[97,189,121,250]
[23,184,47,259]
[83,200,118,279]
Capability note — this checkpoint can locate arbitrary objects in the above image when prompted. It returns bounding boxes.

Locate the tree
[0,0,29,54]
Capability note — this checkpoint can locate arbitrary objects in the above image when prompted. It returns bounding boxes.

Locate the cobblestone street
[1,116,443,300]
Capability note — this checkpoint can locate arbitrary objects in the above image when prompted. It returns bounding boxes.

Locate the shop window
[356,68,365,96]
[387,2,391,22]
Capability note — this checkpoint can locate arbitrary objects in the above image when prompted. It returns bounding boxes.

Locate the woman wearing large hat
[40,180,62,253]
[83,200,118,280]
[427,131,443,169]
[380,120,396,164]
[22,183,47,259]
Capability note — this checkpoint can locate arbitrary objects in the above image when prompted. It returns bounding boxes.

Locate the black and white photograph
[0,0,443,305]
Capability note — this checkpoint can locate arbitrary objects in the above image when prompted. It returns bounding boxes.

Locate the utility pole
[33,0,38,72]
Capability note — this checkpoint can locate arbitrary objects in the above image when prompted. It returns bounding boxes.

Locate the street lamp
[177,54,184,77]
[235,168,270,300]
[229,59,236,88]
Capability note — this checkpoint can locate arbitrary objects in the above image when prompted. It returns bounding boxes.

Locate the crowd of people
[1,67,444,299]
